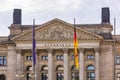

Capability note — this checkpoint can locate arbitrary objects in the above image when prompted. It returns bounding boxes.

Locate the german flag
[74,19,79,69]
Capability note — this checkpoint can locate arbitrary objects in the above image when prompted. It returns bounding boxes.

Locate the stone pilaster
[7,44,17,80]
[35,50,39,80]
[21,54,24,71]
[79,48,84,80]
[63,48,69,80]
[16,49,22,71]
[47,48,53,80]
[95,48,100,80]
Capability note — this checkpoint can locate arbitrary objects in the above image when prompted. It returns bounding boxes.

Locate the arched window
[42,65,48,71]
[86,65,95,80]
[26,73,30,80]
[41,65,48,80]
[0,74,5,80]
[26,66,32,80]
[26,66,32,71]
[71,65,79,80]
[117,74,120,80]
[56,65,64,80]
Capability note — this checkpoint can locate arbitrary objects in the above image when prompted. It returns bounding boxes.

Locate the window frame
[41,55,48,60]
[86,65,95,80]
[116,55,120,64]
[26,56,32,60]
[0,74,6,80]
[41,65,48,80]
[117,73,120,80]
[56,55,63,60]
[0,56,7,66]
[87,55,94,60]
[71,65,79,80]
[56,65,64,80]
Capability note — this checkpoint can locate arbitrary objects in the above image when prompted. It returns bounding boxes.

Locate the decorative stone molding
[62,48,68,53]
[16,49,22,53]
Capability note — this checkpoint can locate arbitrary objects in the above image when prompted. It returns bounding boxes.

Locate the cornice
[101,40,114,45]
[14,39,101,44]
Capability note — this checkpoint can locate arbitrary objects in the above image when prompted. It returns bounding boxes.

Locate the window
[26,66,32,71]
[26,66,32,80]
[26,56,32,60]
[71,66,79,80]
[87,55,94,60]
[0,56,6,66]
[26,73,31,80]
[42,73,48,80]
[71,72,79,80]
[57,66,64,71]
[41,55,48,60]
[116,55,120,64]
[56,55,63,60]
[117,74,120,80]
[56,65,64,80]
[57,73,63,80]
[42,66,48,71]
[41,66,48,80]
[86,65,95,80]
[0,74,5,80]
[72,55,74,60]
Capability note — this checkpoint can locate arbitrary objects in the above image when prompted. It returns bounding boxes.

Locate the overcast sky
[0,0,120,36]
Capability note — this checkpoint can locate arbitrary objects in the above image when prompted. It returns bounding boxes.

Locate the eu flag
[32,19,36,66]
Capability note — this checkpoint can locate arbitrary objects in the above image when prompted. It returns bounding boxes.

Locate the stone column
[16,49,25,80]
[63,49,69,80]
[95,48,100,80]
[47,49,53,80]
[16,49,22,71]
[21,54,24,71]
[7,44,17,80]
[79,49,84,80]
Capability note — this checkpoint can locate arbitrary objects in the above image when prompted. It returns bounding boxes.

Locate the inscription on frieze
[44,43,71,47]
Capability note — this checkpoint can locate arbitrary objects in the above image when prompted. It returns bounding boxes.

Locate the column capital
[47,48,54,53]
[94,48,100,52]
[16,49,22,53]
[78,48,84,53]
[62,48,68,53]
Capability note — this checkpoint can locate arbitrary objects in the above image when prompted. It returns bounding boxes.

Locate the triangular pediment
[12,18,103,42]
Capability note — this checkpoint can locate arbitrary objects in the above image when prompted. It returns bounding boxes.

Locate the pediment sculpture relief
[36,24,73,41]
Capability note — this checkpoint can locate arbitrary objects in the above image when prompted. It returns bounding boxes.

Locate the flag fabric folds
[32,19,36,66]
[74,20,79,69]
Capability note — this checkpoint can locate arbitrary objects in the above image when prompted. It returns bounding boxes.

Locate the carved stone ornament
[36,24,73,41]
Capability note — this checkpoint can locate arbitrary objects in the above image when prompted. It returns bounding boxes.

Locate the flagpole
[113,18,116,80]
[73,18,79,69]
[74,18,76,67]
[32,19,37,80]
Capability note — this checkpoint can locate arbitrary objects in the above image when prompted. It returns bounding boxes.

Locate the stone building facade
[0,7,120,80]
